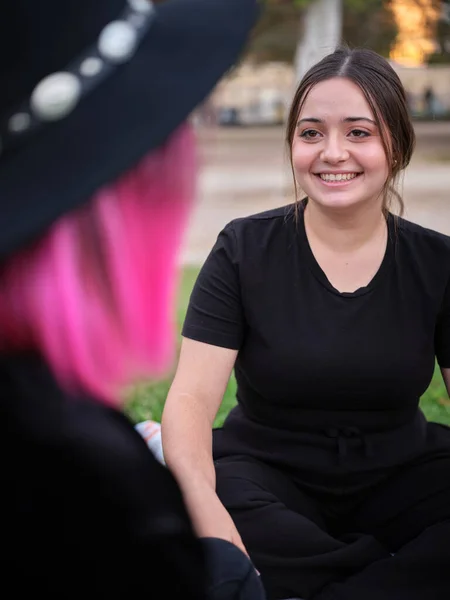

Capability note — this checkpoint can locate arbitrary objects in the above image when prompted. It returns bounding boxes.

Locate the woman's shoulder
[394,213,450,255]
[223,203,296,245]
[229,203,295,228]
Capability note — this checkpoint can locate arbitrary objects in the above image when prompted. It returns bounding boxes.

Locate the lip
[314,172,363,187]
[314,171,362,175]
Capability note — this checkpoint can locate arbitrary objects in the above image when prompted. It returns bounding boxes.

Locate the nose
[320,133,349,164]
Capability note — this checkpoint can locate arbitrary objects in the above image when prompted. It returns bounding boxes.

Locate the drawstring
[325,427,373,464]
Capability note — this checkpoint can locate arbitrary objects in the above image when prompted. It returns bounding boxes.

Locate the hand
[187,487,250,559]
[198,507,249,558]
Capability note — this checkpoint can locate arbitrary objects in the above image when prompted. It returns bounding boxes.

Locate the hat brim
[0,0,259,258]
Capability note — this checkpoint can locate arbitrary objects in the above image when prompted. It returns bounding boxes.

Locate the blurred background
[126,0,450,427]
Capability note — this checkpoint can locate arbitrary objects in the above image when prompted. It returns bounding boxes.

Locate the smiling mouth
[316,171,362,181]
[315,172,363,184]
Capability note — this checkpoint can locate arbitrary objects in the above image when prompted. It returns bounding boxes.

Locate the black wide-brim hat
[0,0,259,259]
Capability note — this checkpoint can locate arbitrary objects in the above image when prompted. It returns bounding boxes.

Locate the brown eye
[349,129,370,138]
[300,129,321,140]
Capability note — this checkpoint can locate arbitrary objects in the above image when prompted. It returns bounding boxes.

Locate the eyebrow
[297,117,377,126]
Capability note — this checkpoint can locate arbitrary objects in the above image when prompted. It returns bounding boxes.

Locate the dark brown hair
[286,47,416,215]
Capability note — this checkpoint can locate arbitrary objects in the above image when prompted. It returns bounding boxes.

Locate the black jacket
[1,352,206,598]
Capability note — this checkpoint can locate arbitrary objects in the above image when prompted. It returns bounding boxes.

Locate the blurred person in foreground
[162,47,450,600]
[0,1,265,598]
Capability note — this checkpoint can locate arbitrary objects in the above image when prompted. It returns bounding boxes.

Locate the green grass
[124,267,450,427]
[124,267,237,427]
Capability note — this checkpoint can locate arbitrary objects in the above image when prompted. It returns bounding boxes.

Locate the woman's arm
[161,337,248,554]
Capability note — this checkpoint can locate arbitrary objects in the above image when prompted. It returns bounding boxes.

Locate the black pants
[215,454,450,600]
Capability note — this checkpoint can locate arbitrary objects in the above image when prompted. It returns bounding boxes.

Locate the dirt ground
[181,121,450,265]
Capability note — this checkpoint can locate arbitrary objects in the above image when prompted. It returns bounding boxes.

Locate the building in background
[211,62,294,126]
[203,0,449,125]
[208,61,449,125]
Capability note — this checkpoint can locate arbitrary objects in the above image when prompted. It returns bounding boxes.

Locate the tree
[250,2,302,63]
[251,0,343,77]
[342,0,397,58]
[294,0,343,80]
[428,0,450,63]
[251,0,398,78]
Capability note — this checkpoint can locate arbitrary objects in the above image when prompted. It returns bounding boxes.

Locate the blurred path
[181,122,450,265]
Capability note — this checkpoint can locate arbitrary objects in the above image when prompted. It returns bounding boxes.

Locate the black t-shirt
[182,201,450,472]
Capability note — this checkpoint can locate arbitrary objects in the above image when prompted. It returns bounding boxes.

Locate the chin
[308,191,362,211]
[306,187,382,213]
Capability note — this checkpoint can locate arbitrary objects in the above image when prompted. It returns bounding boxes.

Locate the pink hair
[0,124,196,403]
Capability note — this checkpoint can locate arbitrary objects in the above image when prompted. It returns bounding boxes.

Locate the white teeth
[319,173,359,181]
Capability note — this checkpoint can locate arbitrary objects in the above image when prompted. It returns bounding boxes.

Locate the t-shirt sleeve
[182,223,244,350]
[436,277,450,368]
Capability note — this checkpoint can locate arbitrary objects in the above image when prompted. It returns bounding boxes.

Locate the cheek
[291,140,315,174]
[361,143,389,175]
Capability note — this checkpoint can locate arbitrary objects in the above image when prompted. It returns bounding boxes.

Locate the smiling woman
[288,57,414,219]
[162,45,450,600]
[290,76,393,294]
[292,79,389,215]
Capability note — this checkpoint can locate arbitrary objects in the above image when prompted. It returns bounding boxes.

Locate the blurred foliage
[250,0,399,63]
[250,2,300,63]
[430,2,450,63]
[155,0,448,65]
[342,0,398,57]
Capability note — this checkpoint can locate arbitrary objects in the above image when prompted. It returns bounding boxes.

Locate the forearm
[162,389,249,556]
[162,391,217,508]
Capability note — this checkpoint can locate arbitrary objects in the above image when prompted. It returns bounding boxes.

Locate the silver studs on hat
[127,0,155,14]
[31,72,82,122]
[2,1,155,145]
[79,57,104,78]
[128,12,148,29]
[98,21,138,64]
[8,112,31,133]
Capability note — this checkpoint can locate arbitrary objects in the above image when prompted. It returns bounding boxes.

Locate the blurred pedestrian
[423,85,435,116]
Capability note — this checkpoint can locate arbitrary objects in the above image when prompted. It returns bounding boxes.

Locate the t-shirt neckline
[298,198,394,298]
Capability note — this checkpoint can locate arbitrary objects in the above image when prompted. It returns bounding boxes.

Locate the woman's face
[291,77,390,212]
